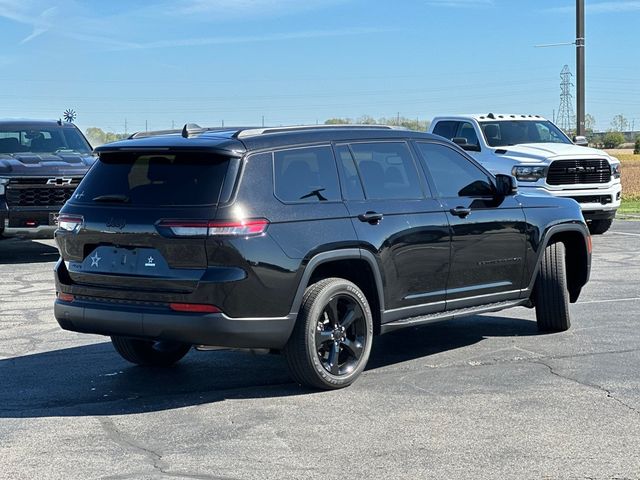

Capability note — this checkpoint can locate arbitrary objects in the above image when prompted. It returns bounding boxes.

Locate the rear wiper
[92,194,130,203]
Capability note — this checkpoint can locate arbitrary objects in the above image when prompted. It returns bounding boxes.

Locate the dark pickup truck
[0,120,95,235]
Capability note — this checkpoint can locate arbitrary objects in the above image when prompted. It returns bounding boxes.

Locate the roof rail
[129,129,182,139]
[129,125,246,139]
[235,124,404,139]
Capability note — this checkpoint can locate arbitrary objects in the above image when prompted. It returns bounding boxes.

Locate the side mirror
[451,137,481,152]
[495,174,518,196]
[573,135,588,147]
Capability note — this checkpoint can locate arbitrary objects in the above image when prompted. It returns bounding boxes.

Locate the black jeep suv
[54,125,591,389]
[0,120,94,235]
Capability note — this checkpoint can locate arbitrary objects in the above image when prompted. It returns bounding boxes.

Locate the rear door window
[348,142,424,200]
[273,146,341,202]
[75,152,231,206]
[432,121,459,141]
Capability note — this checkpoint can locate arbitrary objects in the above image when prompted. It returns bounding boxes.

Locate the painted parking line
[577,297,640,305]
[609,231,640,237]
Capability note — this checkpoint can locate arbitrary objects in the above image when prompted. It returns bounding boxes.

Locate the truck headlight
[0,177,8,196]
[611,162,621,179]
[511,165,547,182]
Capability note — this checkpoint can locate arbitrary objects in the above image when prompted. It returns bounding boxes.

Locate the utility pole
[145,120,148,132]
[576,0,585,136]
[262,115,265,127]
[124,118,127,135]
[534,0,586,136]
[171,120,175,129]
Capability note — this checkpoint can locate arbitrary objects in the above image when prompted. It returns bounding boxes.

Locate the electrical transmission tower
[557,65,575,133]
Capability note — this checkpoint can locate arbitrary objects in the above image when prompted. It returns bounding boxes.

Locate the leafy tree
[610,114,629,132]
[324,118,353,125]
[602,131,625,149]
[379,116,430,131]
[584,114,596,133]
[85,127,128,147]
[357,115,377,125]
[634,136,640,155]
[324,115,430,131]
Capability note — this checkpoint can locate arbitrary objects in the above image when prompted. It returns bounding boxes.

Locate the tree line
[84,113,638,151]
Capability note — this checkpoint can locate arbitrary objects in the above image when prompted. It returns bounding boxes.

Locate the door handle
[358,211,384,224]
[450,206,471,218]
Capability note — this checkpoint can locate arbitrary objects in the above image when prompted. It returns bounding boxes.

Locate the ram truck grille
[547,159,611,185]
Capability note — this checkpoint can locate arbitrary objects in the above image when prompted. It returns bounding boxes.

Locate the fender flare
[288,248,385,317]
[525,222,591,294]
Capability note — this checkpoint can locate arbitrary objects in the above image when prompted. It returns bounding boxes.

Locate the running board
[379,299,528,334]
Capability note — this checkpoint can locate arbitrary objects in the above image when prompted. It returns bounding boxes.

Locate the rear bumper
[54,299,296,350]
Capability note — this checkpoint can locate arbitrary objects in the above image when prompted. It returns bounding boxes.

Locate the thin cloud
[546,1,640,14]
[0,0,139,48]
[0,0,52,43]
[170,0,347,18]
[423,0,494,7]
[124,27,396,50]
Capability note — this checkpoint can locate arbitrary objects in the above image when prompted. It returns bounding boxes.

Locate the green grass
[619,198,640,214]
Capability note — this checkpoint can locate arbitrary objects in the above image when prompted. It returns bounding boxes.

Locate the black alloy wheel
[315,294,367,376]
[284,277,374,389]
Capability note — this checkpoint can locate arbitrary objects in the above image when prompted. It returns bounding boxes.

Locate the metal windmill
[63,109,77,123]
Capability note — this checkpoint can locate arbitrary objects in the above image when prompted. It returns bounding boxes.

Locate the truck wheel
[283,278,373,390]
[588,218,613,235]
[534,242,571,332]
[111,336,191,366]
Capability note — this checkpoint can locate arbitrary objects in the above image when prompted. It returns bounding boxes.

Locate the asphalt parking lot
[1,221,639,480]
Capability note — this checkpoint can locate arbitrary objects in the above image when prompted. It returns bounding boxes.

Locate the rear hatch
[56,149,240,295]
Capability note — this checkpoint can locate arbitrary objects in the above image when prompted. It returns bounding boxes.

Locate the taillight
[208,219,269,236]
[57,214,84,233]
[587,235,592,254]
[158,218,269,237]
[169,303,220,313]
[57,292,74,302]
[158,220,210,237]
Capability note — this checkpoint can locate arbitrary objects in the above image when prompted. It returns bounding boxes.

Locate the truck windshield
[480,120,572,147]
[0,123,92,154]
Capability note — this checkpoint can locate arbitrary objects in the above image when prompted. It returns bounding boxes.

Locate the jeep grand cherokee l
[0,119,94,235]
[53,125,591,389]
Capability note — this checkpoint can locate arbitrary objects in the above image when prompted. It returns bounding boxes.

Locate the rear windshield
[0,123,92,154]
[74,152,231,206]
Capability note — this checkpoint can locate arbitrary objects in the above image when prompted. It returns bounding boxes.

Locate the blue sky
[0,0,638,133]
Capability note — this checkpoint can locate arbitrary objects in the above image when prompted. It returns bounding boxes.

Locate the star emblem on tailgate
[90,252,101,267]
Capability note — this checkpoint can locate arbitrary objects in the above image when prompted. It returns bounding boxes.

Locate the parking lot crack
[536,360,640,416]
[97,417,238,480]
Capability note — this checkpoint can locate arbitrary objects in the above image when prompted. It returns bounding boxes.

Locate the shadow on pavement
[0,314,539,418]
[0,235,59,265]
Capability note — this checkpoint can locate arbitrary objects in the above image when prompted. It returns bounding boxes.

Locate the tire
[534,242,571,332]
[588,218,613,235]
[283,277,374,390]
[111,336,191,366]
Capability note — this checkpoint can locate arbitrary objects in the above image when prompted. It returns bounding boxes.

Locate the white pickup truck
[429,113,622,234]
